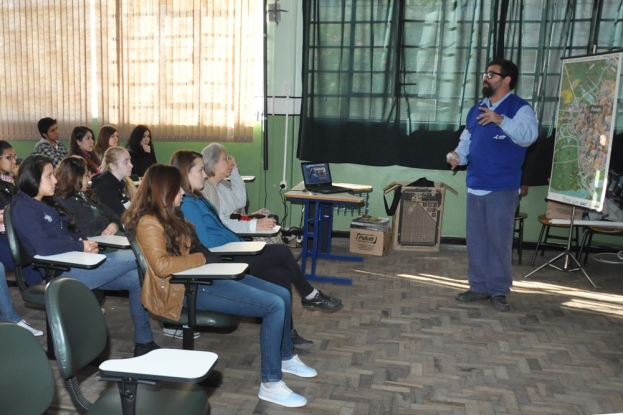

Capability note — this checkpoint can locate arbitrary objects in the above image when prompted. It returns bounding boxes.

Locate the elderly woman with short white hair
[201,143,278,235]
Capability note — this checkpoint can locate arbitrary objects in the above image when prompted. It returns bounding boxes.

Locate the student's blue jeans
[61,249,153,344]
[466,190,519,297]
[0,262,21,323]
[189,274,293,383]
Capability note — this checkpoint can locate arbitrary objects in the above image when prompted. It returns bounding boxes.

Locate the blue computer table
[285,182,372,285]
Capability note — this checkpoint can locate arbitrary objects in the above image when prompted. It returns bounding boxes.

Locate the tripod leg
[567,253,597,288]
[524,250,568,279]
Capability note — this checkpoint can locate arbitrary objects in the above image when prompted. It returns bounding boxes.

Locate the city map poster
[548,52,622,211]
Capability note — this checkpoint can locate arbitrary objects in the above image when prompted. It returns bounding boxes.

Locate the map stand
[523,206,597,288]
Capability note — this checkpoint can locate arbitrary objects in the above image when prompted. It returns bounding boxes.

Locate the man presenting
[447,58,538,312]
[34,117,67,168]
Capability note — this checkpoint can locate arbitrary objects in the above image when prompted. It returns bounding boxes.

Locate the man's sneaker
[133,341,161,357]
[16,319,43,337]
[291,329,314,350]
[455,290,491,302]
[281,354,317,378]
[258,381,307,407]
[491,295,511,312]
[163,327,200,340]
[301,290,342,312]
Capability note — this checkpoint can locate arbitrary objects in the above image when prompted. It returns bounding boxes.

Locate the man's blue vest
[466,94,531,191]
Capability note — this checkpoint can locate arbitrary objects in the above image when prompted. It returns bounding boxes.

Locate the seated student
[10,155,158,357]
[123,164,315,408]
[55,157,121,237]
[201,143,277,236]
[0,140,19,268]
[0,260,43,336]
[171,151,342,345]
[94,125,119,161]
[91,147,136,217]
[68,126,101,175]
[126,125,157,177]
[34,117,68,168]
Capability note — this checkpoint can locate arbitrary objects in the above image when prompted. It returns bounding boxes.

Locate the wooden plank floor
[9,240,623,415]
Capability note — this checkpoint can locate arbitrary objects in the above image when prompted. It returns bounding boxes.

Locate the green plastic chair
[5,204,105,359]
[128,235,240,350]
[45,277,213,415]
[0,322,56,415]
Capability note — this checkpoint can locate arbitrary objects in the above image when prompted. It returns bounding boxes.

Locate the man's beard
[482,83,494,97]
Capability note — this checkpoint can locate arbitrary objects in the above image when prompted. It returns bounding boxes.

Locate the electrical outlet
[280,181,287,189]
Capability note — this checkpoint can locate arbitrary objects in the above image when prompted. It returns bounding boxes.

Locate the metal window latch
[268,2,288,24]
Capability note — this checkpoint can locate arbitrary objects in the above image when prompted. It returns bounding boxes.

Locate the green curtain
[298,0,623,180]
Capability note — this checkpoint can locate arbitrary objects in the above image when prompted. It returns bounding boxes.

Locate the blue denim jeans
[0,262,21,323]
[61,249,153,344]
[189,274,293,383]
[466,190,519,297]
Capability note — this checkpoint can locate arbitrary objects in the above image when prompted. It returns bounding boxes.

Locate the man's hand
[446,151,460,170]
[477,107,504,126]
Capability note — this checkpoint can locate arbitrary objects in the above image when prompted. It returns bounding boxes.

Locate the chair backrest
[4,205,34,290]
[127,233,148,284]
[45,277,108,379]
[0,322,56,415]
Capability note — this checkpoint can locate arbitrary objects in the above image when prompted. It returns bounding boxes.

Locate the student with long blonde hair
[91,146,137,216]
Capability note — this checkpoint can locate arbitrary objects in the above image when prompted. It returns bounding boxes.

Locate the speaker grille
[397,188,442,246]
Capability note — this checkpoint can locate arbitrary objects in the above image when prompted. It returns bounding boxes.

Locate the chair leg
[182,327,195,351]
[578,229,591,265]
[584,231,595,264]
[518,218,524,265]
[541,225,551,257]
[46,316,56,361]
[531,224,546,266]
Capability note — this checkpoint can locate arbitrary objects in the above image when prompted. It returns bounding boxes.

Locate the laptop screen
[301,162,332,187]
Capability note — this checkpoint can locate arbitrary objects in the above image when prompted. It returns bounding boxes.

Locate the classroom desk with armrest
[208,241,266,255]
[236,225,281,238]
[99,349,218,383]
[34,252,107,269]
[88,234,131,249]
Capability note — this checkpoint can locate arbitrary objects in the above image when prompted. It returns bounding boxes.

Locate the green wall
[12,127,609,247]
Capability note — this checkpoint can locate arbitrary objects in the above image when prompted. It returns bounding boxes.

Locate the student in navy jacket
[447,58,538,312]
[11,155,158,357]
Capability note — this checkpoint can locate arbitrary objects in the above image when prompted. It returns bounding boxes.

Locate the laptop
[300,162,351,194]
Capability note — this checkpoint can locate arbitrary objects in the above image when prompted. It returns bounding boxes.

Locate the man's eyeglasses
[220,155,232,161]
[482,71,505,80]
[0,155,18,161]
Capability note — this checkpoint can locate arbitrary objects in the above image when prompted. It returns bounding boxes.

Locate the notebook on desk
[301,162,350,194]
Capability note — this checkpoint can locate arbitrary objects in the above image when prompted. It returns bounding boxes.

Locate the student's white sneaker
[17,319,43,337]
[258,381,307,407]
[281,355,317,378]
[162,326,200,339]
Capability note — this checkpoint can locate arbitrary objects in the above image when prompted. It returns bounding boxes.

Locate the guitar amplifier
[392,186,447,252]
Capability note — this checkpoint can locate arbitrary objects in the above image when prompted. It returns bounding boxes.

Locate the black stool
[513,212,527,264]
